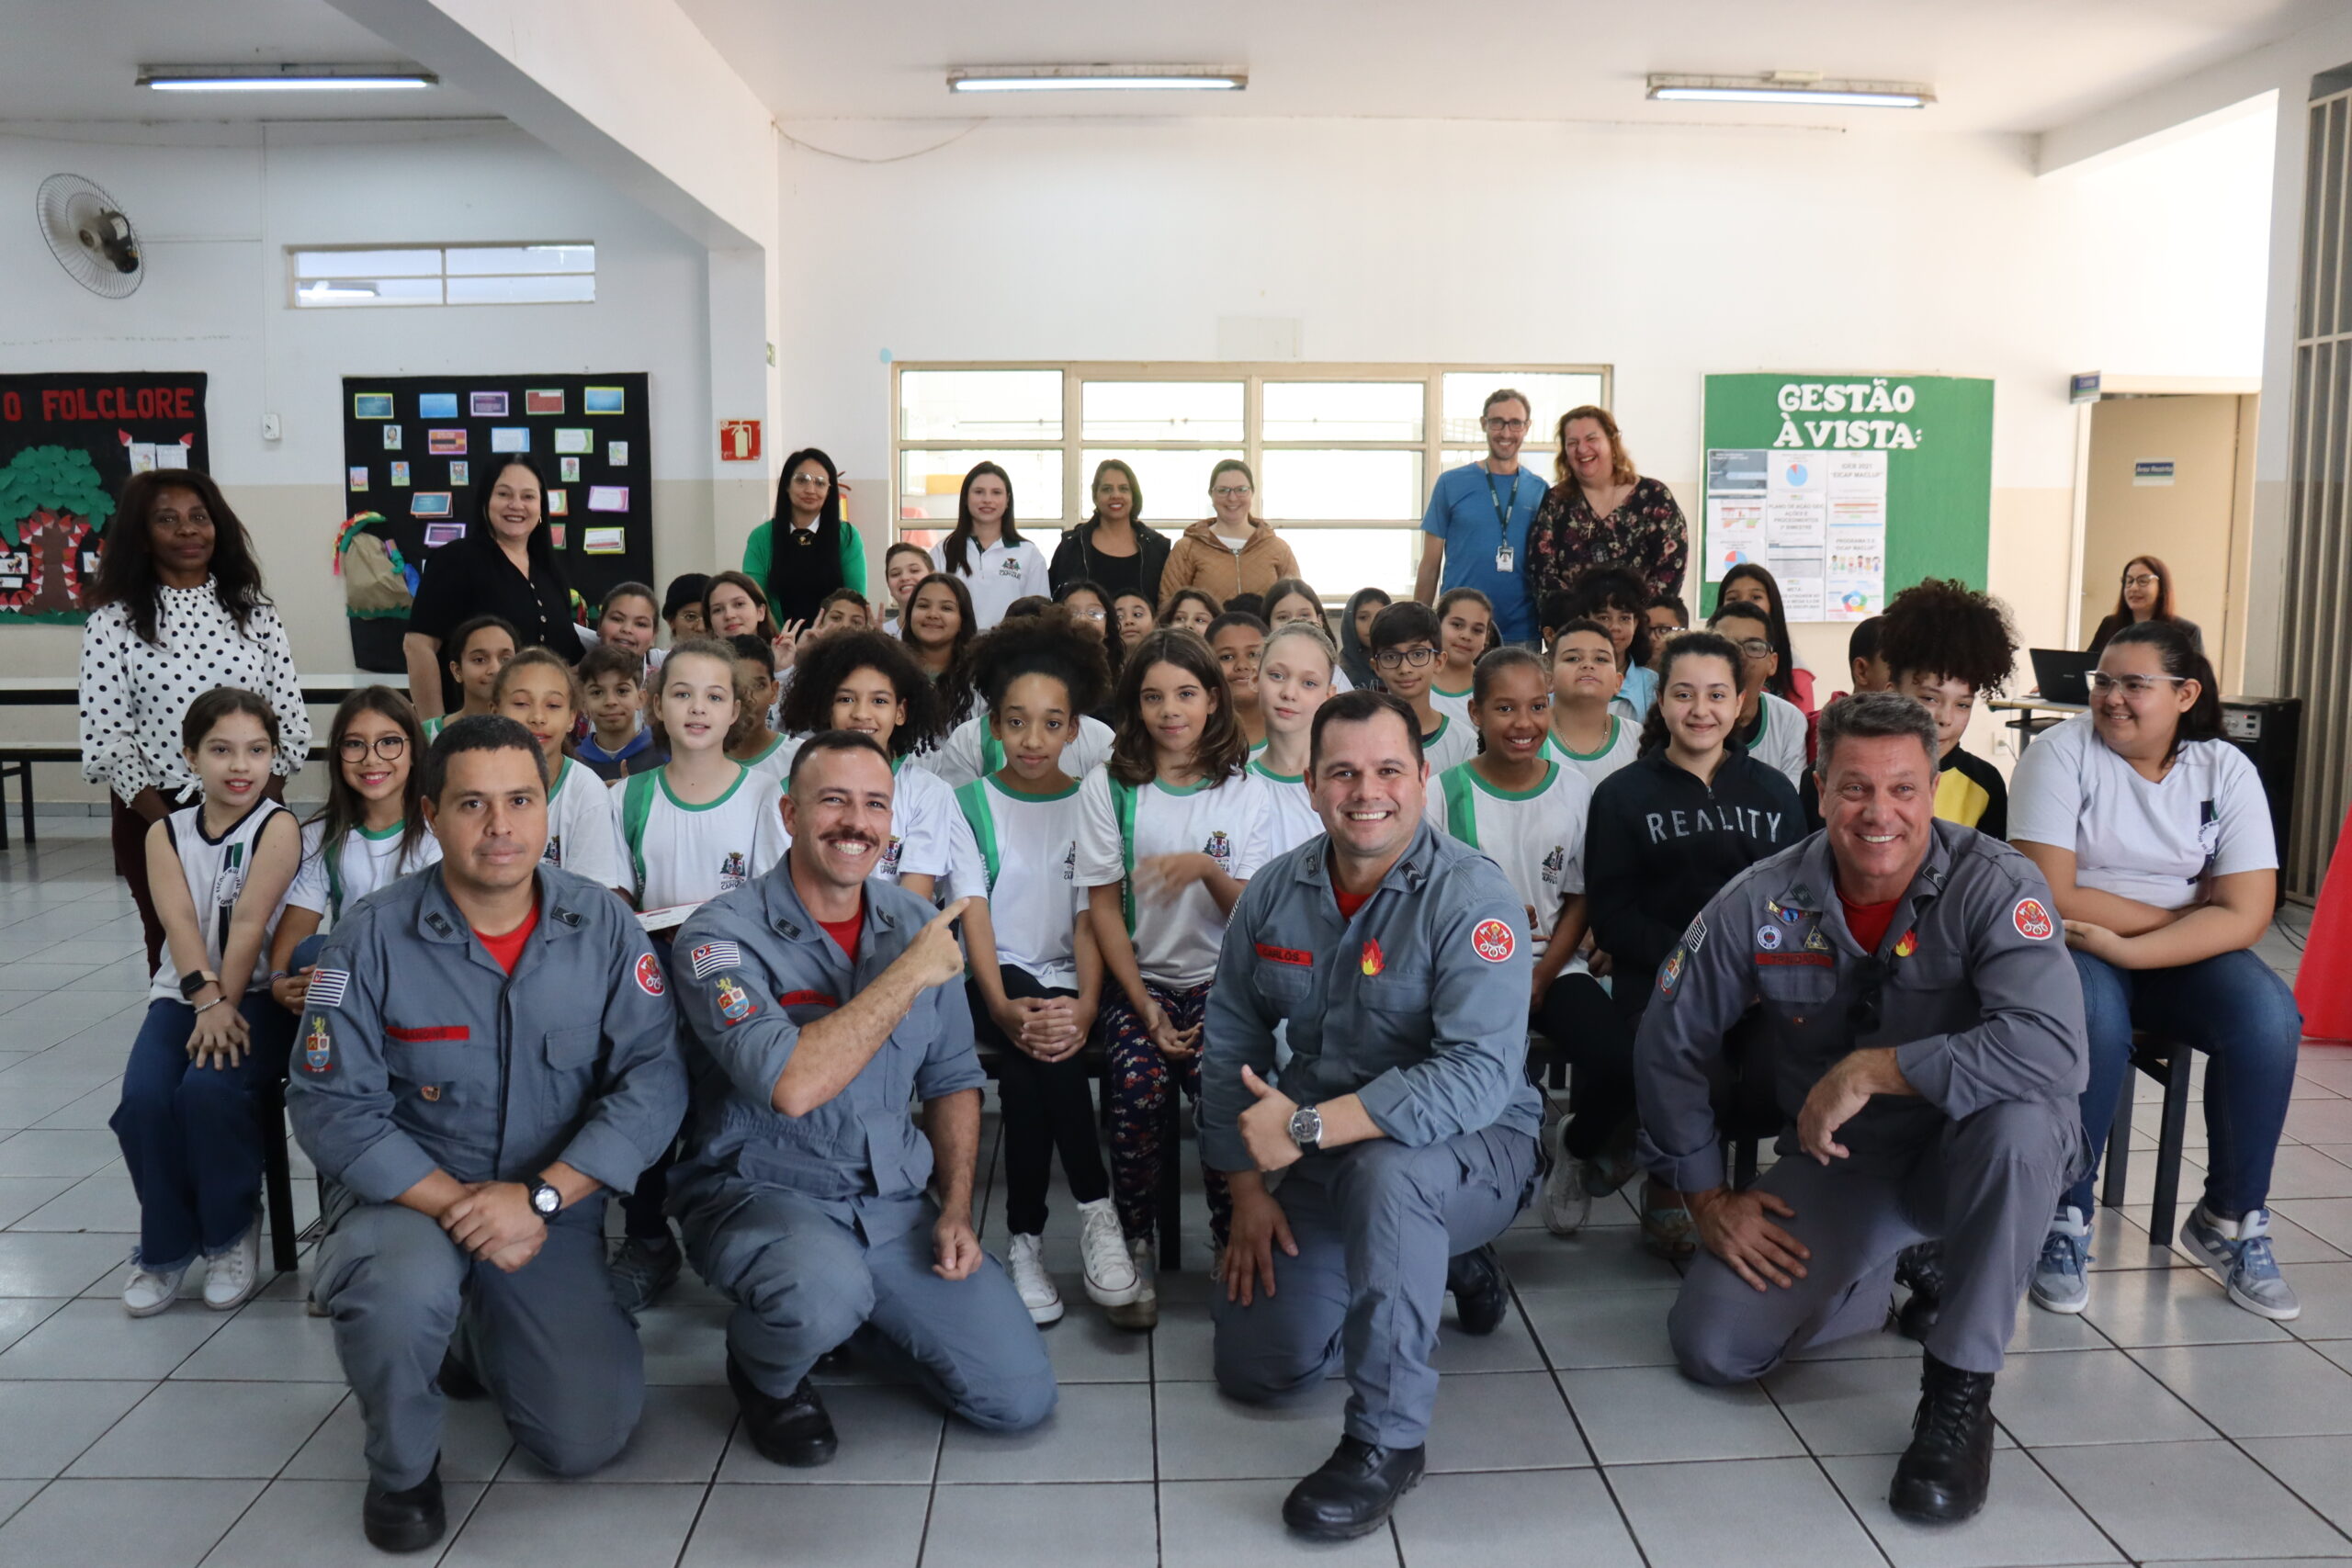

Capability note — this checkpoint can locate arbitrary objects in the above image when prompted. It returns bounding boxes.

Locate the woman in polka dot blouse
[79,471,311,969]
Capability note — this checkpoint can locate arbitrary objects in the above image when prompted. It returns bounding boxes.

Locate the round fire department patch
[635,953,667,997]
[1471,918,1516,964]
[2013,897,2054,941]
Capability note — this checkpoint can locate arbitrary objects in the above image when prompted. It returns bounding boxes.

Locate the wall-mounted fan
[37,174,143,299]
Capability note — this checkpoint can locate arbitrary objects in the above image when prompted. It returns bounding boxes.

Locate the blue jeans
[2064,947,2302,1219]
[111,995,296,1271]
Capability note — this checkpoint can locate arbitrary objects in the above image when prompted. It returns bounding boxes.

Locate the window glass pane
[445,243,594,275]
[899,450,1066,525]
[294,276,442,308]
[292,247,442,278]
[1439,372,1606,446]
[446,274,595,304]
[1260,450,1424,522]
[1440,447,1559,484]
[1080,449,1244,523]
[1280,528,1417,598]
[1080,381,1244,441]
[1262,382,1422,442]
[899,370,1063,442]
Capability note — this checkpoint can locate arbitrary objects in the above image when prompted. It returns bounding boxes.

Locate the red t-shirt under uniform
[1838,890,1899,956]
[473,901,540,975]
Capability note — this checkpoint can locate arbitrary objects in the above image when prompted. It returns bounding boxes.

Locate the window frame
[285,242,598,310]
[890,361,1611,546]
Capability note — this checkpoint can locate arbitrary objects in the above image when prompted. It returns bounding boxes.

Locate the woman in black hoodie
[1544,630,1804,1257]
[1048,459,1170,608]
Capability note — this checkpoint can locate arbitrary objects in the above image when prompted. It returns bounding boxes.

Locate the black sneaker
[1890,1352,1996,1523]
[1893,1241,1943,1343]
[608,1235,683,1318]
[363,1458,446,1553]
[727,1353,838,1468]
[1445,1244,1507,1337]
[1282,1436,1426,1540]
[436,1351,485,1401]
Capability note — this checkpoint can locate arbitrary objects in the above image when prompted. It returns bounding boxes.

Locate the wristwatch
[177,969,220,1000]
[1288,1103,1323,1155]
[526,1179,562,1217]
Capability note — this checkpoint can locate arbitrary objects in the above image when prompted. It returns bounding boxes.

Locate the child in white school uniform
[1544,618,1642,788]
[1430,586,1496,725]
[1250,620,1340,857]
[421,615,516,743]
[494,647,628,896]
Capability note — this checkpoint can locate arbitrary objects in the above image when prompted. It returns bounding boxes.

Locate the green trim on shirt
[1440,766,1480,846]
[955,778,1001,892]
[1250,758,1303,785]
[1550,715,1620,762]
[356,818,408,841]
[656,761,752,813]
[1463,759,1560,803]
[987,773,1080,804]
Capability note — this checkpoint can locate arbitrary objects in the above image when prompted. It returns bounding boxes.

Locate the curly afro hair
[1876,578,2019,696]
[776,629,944,757]
[963,605,1114,719]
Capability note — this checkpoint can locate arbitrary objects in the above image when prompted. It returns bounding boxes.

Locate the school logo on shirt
[210,842,247,908]
[719,851,749,893]
[635,953,666,998]
[999,554,1024,576]
[713,975,755,1025]
[880,834,904,876]
[1204,830,1233,870]
[2013,897,2054,941]
[300,1015,333,1075]
[1472,918,1516,963]
[1541,846,1566,887]
[2198,798,2222,877]
[542,834,563,866]
[1061,842,1077,881]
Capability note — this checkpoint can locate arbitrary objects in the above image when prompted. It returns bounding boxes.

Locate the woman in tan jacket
[1159,458,1300,609]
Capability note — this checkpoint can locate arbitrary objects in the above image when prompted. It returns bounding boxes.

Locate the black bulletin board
[339,372,652,612]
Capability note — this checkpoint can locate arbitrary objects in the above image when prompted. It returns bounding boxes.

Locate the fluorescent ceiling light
[948,64,1245,94]
[141,65,435,92]
[1646,73,1932,108]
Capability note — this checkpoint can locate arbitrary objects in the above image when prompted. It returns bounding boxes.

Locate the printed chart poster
[0,372,209,623]
[1700,373,1993,624]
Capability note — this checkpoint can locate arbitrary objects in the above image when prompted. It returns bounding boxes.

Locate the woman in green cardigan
[741,447,866,629]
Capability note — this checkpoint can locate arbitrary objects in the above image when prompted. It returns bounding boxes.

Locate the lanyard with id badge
[1484,467,1523,574]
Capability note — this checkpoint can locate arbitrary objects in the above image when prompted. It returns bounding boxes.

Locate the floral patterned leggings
[1099,979,1231,1251]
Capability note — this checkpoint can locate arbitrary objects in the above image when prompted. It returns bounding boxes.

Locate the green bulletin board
[1699,373,1994,622]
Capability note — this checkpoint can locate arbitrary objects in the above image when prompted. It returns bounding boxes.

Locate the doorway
[2078,392,2259,688]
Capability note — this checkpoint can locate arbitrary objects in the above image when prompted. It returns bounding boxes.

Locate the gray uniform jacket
[1201,821,1544,1174]
[667,863,985,1213]
[1635,820,2087,1191]
[287,865,686,1206]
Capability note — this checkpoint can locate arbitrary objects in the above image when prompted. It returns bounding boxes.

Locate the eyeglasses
[1373,646,1438,671]
[2122,573,2160,590]
[1733,638,1774,659]
[1482,417,1530,433]
[1069,607,1106,622]
[2088,672,2188,697]
[338,734,409,761]
[788,473,830,487]
[1211,484,1253,499]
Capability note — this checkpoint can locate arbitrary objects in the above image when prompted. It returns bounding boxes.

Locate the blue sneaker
[2030,1207,2091,1314]
[2180,1204,2301,1321]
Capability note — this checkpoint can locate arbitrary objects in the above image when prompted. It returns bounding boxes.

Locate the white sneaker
[1105,1238,1158,1332]
[122,1261,187,1317]
[1005,1233,1064,1325]
[1540,1121,1594,1236]
[1077,1198,1141,1306]
[202,1224,262,1312]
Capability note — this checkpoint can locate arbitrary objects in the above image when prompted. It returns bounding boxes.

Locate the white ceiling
[680,0,2325,134]
[0,0,492,121]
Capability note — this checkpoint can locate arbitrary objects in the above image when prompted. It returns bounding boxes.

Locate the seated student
[1111,589,1156,649]
[116,689,303,1316]
[671,735,1057,1466]
[423,615,516,743]
[1878,578,2018,840]
[2009,622,2301,1320]
[1640,694,2086,1527]
[880,540,932,636]
[1719,561,1815,716]
[1845,614,1891,697]
[1263,577,1350,692]
[1430,587,1496,724]
[704,570,779,649]
[593,581,661,667]
[1709,600,1808,787]
[493,648,628,897]
[576,644,663,782]
[1546,617,1641,788]
[1569,632,1804,1250]
[1250,621,1340,855]
[1338,586,1391,693]
[724,634,794,790]
[1645,593,1690,665]
[1208,610,1269,748]
[1566,566,1657,723]
[949,614,1139,1326]
[1159,587,1221,637]
[2086,554,2203,658]
[900,572,977,691]
[651,572,711,677]
[1365,601,1478,774]
[288,716,685,1551]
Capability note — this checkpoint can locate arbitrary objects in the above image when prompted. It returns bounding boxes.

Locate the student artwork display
[1699,373,1993,623]
[0,371,209,622]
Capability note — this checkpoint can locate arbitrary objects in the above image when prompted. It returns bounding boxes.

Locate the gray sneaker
[2030,1207,2091,1314]
[608,1235,683,1317]
[2180,1204,2301,1321]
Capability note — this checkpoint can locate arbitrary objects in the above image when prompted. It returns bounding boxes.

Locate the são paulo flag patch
[2013,897,2054,941]
[1471,918,1517,964]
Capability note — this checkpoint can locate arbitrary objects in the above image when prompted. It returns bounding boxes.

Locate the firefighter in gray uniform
[1202,691,1540,1542]
[668,731,1055,1469]
[1636,693,2087,1526]
[288,716,686,1554]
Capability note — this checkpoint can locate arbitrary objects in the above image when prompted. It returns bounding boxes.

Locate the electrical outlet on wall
[261,413,283,442]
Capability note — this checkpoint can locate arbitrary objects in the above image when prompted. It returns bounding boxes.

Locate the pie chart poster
[340,372,651,608]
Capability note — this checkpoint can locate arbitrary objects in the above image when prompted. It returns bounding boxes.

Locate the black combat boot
[727,1353,839,1468]
[1445,1243,1508,1337]
[363,1457,446,1553]
[1890,1352,1996,1523]
[1893,1241,1944,1342]
[1282,1435,1427,1540]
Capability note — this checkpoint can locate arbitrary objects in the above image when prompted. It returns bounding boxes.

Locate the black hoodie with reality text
[1586,745,1805,1018]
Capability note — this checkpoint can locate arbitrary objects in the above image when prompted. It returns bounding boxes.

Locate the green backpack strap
[1109,778,1141,933]
[954,779,1001,893]
[619,772,659,896]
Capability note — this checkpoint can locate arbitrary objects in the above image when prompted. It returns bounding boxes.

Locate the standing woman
[742,447,866,629]
[1718,562,1814,715]
[1051,458,1170,608]
[403,457,582,720]
[931,461,1048,631]
[1159,459,1300,610]
[82,471,313,971]
[1527,406,1689,608]
[2086,555,2204,658]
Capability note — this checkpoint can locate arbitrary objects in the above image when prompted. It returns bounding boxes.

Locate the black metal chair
[2099,1028,2194,1246]
[254,1076,303,1274]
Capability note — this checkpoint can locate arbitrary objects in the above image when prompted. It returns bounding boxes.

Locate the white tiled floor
[0,818,2346,1566]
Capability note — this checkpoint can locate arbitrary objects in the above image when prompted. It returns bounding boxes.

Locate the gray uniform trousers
[1672,1098,2085,1383]
[316,1200,644,1491]
[681,1185,1056,1432]
[1213,1124,1538,1449]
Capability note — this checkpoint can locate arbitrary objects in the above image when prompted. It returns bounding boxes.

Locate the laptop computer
[2030,649,2098,705]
